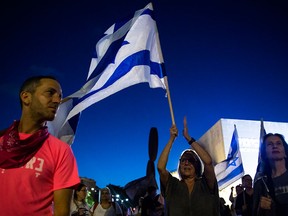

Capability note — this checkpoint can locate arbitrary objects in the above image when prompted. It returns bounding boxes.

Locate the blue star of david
[227,157,238,167]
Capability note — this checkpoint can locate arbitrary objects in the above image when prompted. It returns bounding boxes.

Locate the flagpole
[152,2,175,125]
[164,76,175,125]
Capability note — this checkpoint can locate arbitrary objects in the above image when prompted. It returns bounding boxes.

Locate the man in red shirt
[0,75,80,215]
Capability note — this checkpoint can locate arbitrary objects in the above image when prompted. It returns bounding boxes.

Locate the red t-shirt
[0,133,80,215]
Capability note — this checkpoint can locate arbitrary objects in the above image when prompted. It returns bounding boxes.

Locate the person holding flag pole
[252,133,288,216]
[157,116,219,216]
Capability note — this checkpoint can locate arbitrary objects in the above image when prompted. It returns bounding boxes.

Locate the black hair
[73,183,87,200]
[241,174,252,181]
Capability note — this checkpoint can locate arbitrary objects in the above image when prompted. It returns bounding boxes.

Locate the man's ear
[20,91,31,106]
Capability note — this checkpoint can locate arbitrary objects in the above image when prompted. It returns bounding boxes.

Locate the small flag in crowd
[214,125,244,190]
[48,3,167,144]
[254,119,267,179]
[258,119,267,163]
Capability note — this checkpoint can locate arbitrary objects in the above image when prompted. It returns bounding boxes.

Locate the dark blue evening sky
[1,0,287,188]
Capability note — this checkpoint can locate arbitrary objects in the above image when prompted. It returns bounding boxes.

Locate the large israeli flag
[214,125,244,190]
[66,2,166,121]
[48,3,166,144]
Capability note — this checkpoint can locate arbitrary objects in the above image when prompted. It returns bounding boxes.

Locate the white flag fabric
[47,98,80,145]
[48,3,166,144]
[214,125,244,190]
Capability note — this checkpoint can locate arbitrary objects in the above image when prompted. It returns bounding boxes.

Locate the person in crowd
[71,183,91,216]
[153,193,165,216]
[142,186,164,216]
[0,75,80,215]
[229,185,243,204]
[142,186,157,216]
[235,174,253,216]
[220,197,232,216]
[229,184,243,216]
[91,187,123,216]
[133,196,144,216]
[157,116,219,216]
[253,133,288,216]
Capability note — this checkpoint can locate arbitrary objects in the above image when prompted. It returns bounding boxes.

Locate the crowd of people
[0,75,287,215]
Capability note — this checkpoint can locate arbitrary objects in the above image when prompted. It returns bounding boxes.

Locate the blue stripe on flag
[77,49,165,104]
[67,98,81,133]
[218,163,244,187]
[226,128,239,160]
[88,35,128,81]
[88,7,155,82]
